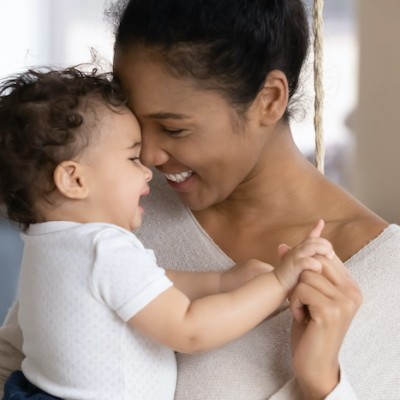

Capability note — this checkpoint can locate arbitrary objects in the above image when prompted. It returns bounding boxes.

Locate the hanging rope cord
[313,0,325,173]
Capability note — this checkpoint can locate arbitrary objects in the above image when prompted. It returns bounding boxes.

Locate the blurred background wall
[0,0,399,322]
[352,0,400,224]
[0,0,114,323]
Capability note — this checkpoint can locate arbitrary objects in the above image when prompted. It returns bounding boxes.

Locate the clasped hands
[221,219,363,399]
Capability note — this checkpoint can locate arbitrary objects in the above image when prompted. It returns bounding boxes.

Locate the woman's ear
[256,70,289,126]
[53,161,89,200]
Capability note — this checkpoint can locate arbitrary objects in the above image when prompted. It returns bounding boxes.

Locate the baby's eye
[129,157,140,164]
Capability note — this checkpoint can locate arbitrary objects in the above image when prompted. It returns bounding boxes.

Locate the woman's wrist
[297,364,340,400]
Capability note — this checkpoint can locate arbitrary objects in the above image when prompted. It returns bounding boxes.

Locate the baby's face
[80,106,152,231]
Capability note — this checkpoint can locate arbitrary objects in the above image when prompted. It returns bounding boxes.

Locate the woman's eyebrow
[143,111,190,120]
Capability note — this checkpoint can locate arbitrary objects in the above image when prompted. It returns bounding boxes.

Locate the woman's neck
[192,128,387,263]
[204,128,323,225]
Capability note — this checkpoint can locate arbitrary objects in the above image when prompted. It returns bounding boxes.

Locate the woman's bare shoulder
[327,212,388,261]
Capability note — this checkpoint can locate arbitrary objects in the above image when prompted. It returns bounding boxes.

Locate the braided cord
[313,0,325,173]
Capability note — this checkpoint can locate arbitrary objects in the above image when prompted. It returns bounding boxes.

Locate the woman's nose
[140,130,169,168]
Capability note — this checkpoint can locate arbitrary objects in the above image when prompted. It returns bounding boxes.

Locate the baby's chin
[127,214,144,232]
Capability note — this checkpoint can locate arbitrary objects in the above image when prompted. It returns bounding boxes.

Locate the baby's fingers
[308,219,325,239]
[295,238,335,260]
[278,243,292,260]
[296,256,323,273]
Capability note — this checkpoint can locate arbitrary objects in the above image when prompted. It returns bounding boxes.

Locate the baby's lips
[142,186,151,197]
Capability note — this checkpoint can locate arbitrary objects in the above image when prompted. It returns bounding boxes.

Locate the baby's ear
[53,160,89,199]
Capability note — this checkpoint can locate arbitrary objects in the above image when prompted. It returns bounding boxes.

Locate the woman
[1,0,399,398]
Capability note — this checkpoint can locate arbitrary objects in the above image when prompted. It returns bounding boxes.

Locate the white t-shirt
[17,221,176,400]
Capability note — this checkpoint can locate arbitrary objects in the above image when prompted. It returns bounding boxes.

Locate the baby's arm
[166,260,274,300]
[129,222,333,354]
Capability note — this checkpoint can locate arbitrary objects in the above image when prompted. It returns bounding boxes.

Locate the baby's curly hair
[0,66,127,231]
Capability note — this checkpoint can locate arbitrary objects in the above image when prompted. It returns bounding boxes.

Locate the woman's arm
[0,301,24,398]
[269,370,358,400]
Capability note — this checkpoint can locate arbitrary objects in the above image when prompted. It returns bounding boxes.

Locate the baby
[0,67,334,400]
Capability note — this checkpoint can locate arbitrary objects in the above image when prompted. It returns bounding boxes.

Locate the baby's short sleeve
[90,227,173,321]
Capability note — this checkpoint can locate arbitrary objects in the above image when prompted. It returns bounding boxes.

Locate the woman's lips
[164,170,194,183]
[165,171,195,191]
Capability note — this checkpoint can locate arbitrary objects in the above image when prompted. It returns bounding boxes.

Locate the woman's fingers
[314,253,358,288]
[290,259,363,320]
[290,277,326,323]
[294,270,342,300]
[289,272,361,324]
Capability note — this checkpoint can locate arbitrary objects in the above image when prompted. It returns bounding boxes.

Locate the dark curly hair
[113,0,309,117]
[0,67,126,231]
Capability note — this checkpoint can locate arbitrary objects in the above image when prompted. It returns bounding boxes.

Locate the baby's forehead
[85,96,129,118]
[80,97,126,132]
[80,101,138,147]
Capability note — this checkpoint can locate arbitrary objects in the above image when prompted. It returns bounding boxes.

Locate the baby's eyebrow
[127,141,141,149]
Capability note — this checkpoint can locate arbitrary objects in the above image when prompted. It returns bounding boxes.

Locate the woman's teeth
[164,171,193,183]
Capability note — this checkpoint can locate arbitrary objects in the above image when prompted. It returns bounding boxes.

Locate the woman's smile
[163,170,194,183]
[163,171,196,192]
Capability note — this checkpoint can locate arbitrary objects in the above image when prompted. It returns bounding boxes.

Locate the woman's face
[114,48,269,211]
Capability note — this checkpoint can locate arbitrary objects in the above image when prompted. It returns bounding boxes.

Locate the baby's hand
[221,259,274,292]
[274,220,334,291]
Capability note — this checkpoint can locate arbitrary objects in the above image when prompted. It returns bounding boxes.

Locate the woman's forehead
[114,53,229,115]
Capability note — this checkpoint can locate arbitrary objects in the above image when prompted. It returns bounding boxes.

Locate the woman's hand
[288,253,363,399]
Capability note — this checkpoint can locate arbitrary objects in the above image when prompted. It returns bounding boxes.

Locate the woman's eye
[161,127,184,136]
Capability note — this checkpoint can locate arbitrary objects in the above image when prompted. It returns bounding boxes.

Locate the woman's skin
[114,46,387,399]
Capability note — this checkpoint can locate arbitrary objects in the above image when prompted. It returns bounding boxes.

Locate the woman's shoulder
[343,219,400,265]
[327,210,389,261]
[341,223,400,398]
